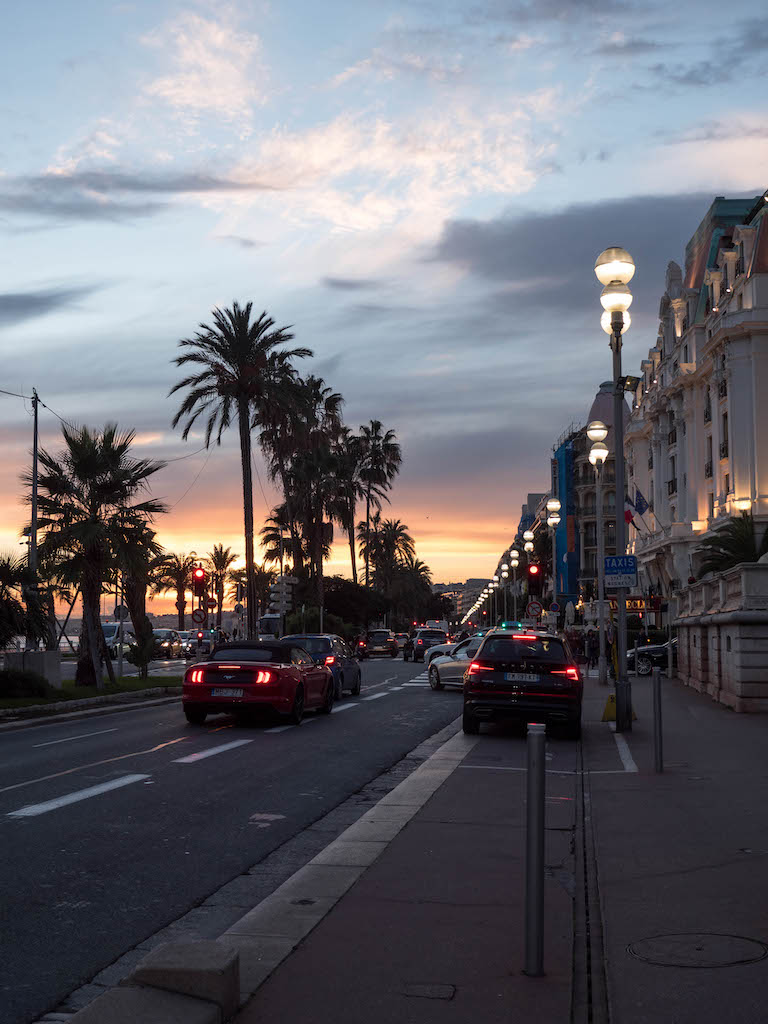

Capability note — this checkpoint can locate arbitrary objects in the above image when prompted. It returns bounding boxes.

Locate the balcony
[720,440,729,459]
[667,478,678,496]
[718,379,728,400]
[668,428,677,446]
[704,460,713,478]
[704,405,712,423]
[736,256,745,277]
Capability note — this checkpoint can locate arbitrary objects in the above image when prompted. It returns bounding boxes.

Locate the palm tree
[228,562,276,621]
[330,428,385,584]
[207,544,238,627]
[169,301,311,638]
[697,512,768,576]
[0,553,48,649]
[152,552,197,629]
[32,424,166,688]
[358,420,402,586]
[260,506,293,572]
[373,518,416,595]
[120,526,164,679]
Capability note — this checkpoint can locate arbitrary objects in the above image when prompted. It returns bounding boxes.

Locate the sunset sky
[1,0,765,613]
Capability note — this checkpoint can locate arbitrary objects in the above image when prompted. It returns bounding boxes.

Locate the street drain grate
[628,933,768,968]
[401,983,456,1000]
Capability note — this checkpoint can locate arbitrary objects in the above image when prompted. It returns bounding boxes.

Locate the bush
[0,668,57,699]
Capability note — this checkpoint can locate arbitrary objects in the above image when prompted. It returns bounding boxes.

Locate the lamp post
[492,575,500,625]
[596,246,635,731]
[588,423,609,686]
[501,564,509,621]
[546,498,561,612]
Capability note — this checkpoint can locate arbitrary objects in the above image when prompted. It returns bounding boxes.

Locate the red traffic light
[197,631,204,640]
[194,568,205,579]
[528,564,540,575]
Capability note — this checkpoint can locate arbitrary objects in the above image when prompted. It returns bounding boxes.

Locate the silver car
[428,635,485,690]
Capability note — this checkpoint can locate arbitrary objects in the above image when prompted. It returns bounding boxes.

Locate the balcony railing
[704,405,712,423]
[667,478,678,495]
[668,428,677,446]
[718,379,728,399]
[704,460,713,478]
[736,256,745,277]
[720,440,729,459]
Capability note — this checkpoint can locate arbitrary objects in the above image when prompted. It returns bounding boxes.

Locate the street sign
[191,608,207,624]
[234,603,244,615]
[549,602,560,613]
[269,601,291,613]
[604,555,638,589]
[278,575,299,584]
[526,600,543,619]
[113,604,129,621]
[206,597,217,609]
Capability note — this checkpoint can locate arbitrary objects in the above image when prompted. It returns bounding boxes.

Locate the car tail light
[325,656,336,665]
[358,641,365,647]
[552,667,579,682]
[187,669,204,684]
[253,670,272,684]
[417,639,423,645]
[468,662,485,675]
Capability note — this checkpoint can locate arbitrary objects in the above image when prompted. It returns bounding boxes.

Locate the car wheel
[429,665,444,691]
[462,709,479,735]
[320,680,334,715]
[184,707,207,725]
[403,650,410,662]
[335,674,344,700]
[352,670,361,696]
[637,654,653,676]
[289,685,304,725]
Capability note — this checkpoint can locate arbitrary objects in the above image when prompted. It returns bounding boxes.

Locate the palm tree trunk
[275,456,303,574]
[365,484,371,587]
[124,574,151,680]
[77,571,103,688]
[347,513,357,584]
[238,399,257,639]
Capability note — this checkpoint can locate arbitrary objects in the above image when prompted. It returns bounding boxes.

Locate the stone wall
[675,563,768,711]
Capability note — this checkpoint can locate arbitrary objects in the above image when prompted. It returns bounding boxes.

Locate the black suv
[403,628,449,663]
[462,630,582,739]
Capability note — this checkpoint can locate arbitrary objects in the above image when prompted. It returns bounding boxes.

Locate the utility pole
[30,389,39,575]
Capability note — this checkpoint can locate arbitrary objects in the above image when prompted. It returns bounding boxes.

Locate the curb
[0,690,182,732]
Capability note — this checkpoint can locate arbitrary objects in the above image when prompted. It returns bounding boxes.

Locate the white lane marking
[403,682,429,687]
[173,739,254,763]
[459,765,578,775]
[8,774,150,818]
[388,686,404,691]
[33,728,118,748]
[300,716,320,725]
[265,725,294,734]
[612,733,639,773]
[331,703,359,713]
[362,693,387,701]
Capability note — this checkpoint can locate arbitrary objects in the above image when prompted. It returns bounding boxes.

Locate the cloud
[430,192,719,315]
[0,286,101,327]
[141,12,265,132]
[648,60,725,88]
[594,34,667,56]
[216,234,261,248]
[332,48,464,87]
[322,277,384,290]
[468,0,629,24]
[657,118,768,145]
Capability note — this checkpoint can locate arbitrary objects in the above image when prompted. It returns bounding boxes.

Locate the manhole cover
[628,933,768,968]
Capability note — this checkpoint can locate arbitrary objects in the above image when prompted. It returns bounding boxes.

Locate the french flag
[625,496,637,528]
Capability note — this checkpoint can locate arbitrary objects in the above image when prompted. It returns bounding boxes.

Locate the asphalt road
[1,655,463,1024]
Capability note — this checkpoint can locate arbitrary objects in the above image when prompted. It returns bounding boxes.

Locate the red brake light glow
[468,662,483,674]
[417,639,423,645]
[552,667,579,681]
[325,656,336,665]
[512,634,536,641]
[254,670,272,684]
[188,669,204,683]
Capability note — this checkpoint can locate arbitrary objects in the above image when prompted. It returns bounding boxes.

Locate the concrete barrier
[125,940,239,1018]
[4,650,63,689]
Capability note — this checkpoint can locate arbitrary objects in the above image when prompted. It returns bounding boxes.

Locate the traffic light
[196,630,204,642]
[527,563,542,597]
[235,582,245,601]
[192,566,208,597]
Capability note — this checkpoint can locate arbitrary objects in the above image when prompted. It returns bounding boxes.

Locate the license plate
[505,673,539,683]
[211,687,244,697]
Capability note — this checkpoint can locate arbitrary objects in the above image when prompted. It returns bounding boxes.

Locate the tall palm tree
[358,420,402,586]
[697,512,768,576]
[169,301,311,638]
[152,552,197,629]
[228,562,276,622]
[32,424,166,688]
[330,428,386,584]
[120,526,164,679]
[0,553,48,649]
[207,544,238,627]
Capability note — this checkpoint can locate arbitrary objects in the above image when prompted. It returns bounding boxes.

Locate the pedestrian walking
[587,630,599,670]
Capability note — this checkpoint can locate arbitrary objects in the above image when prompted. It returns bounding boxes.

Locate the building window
[727,635,732,652]
[725,473,730,494]
[683,344,689,362]
[709,492,715,518]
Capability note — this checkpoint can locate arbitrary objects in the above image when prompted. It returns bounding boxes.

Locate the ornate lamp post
[595,246,635,730]
[546,498,561,612]
[588,421,609,686]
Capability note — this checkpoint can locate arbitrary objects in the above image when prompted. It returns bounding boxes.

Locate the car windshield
[480,636,566,663]
[282,636,331,655]
[369,631,391,639]
[420,630,447,640]
[212,646,288,663]
[102,625,119,637]
[154,630,174,639]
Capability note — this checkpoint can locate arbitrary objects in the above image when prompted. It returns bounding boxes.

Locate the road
[0,656,461,1024]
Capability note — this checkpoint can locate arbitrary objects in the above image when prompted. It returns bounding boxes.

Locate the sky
[1,0,766,612]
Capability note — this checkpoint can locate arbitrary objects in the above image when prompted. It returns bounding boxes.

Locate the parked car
[182,640,334,724]
[403,628,449,662]
[462,630,582,738]
[281,633,362,698]
[425,631,483,666]
[100,622,135,659]
[394,632,409,650]
[152,629,184,659]
[627,637,677,676]
[428,635,485,688]
[365,629,399,658]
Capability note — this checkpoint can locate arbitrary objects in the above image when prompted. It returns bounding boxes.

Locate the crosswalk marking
[8,774,150,818]
[331,703,359,713]
[173,739,254,763]
[362,693,387,701]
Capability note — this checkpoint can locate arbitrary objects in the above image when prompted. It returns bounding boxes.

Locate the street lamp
[523,530,534,542]
[524,541,534,553]
[589,437,609,686]
[595,246,635,731]
[546,506,561,615]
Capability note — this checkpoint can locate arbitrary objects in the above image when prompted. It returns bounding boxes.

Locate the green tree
[207,544,238,627]
[358,420,402,586]
[170,301,311,637]
[0,553,48,649]
[152,552,197,629]
[32,424,165,688]
[697,512,768,576]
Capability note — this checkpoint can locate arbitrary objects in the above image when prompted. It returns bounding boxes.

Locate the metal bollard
[524,722,546,976]
[653,667,663,773]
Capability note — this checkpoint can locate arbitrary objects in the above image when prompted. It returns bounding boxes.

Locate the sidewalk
[583,671,768,1023]
[231,724,576,1024]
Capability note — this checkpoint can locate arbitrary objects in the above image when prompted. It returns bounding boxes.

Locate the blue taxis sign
[604,555,638,589]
